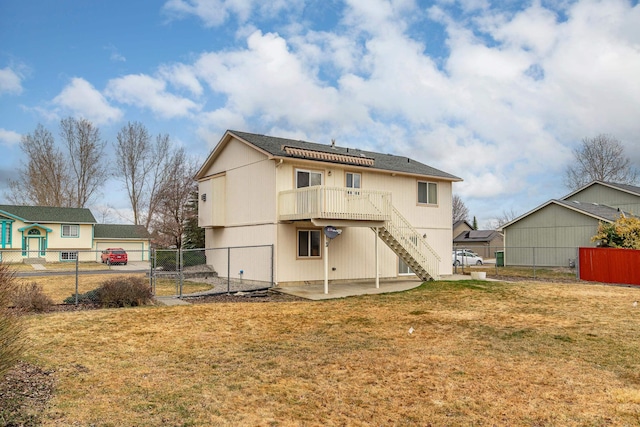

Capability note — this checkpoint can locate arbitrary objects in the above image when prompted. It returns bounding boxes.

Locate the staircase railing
[381,204,441,280]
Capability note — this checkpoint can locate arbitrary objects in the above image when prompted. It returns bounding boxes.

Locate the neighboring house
[500,181,640,267]
[452,220,473,240]
[93,224,151,261]
[195,130,462,287]
[0,205,150,263]
[453,228,504,259]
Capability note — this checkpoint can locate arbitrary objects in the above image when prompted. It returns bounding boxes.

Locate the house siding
[199,133,456,285]
[504,204,598,266]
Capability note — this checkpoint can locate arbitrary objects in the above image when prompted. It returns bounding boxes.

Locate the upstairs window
[418,181,438,205]
[62,224,79,238]
[296,169,322,188]
[346,172,361,189]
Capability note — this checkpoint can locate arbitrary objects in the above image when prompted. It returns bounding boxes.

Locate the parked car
[101,248,128,265]
[452,250,483,266]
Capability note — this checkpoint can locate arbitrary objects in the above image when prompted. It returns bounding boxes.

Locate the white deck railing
[278,186,391,221]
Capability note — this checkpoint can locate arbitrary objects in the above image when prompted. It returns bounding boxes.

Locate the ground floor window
[399,258,414,275]
[61,251,78,261]
[298,229,321,258]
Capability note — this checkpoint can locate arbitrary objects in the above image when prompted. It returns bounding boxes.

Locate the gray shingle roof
[229,130,461,181]
[94,224,150,239]
[554,199,632,222]
[0,205,96,223]
[454,230,502,243]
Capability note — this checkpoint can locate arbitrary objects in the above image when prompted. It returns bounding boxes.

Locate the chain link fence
[2,245,274,304]
[151,245,274,298]
[453,246,581,281]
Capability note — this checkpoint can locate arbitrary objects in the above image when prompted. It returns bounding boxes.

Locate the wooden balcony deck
[278,187,392,222]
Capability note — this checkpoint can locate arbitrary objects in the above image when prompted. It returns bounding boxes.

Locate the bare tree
[7,119,107,208]
[564,134,638,190]
[485,208,518,230]
[151,148,199,249]
[114,122,173,229]
[452,194,470,223]
[59,117,108,207]
[7,124,71,206]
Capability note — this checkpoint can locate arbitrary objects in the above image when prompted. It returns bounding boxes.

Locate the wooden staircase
[372,205,440,281]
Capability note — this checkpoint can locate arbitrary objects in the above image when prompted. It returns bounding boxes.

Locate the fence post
[179,249,183,299]
[532,247,536,279]
[270,244,274,287]
[75,251,79,306]
[227,246,231,294]
[575,247,580,281]
[149,249,155,296]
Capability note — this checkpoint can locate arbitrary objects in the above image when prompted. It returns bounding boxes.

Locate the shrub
[96,276,153,308]
[0,263,23,379]
[12,282,54,313]
[63,276,153,308]
[63,289,100,305]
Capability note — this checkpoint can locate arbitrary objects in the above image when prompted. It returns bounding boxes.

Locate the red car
[101,248,128,265]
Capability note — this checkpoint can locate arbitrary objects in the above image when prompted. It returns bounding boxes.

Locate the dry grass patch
[14,274,214,304]
[18,280,640,425]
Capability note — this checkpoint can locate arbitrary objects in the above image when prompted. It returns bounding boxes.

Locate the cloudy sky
[1,0,639,226]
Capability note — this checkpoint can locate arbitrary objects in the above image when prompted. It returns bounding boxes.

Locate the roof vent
[331,139,336,148]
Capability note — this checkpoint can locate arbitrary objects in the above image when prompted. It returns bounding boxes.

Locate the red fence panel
[579,247,640,286]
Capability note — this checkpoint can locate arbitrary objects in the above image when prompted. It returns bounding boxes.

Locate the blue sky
[1,0,639,226]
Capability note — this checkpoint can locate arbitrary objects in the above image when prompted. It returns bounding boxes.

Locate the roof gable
[562,180,640,201]
[0,205,96,224]
[196,130,462,181]
[501,199,633,230]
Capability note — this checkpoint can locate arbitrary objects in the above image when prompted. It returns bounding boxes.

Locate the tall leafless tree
[59,117,108,207]
[114,122,173,229]
[452,194,470,223]
[151,148,199,249]
[564,134,638,190]
[7,124,72,206]
[7,119,107,208]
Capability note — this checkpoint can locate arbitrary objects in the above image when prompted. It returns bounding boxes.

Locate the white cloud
[0,66,24,95]
[105,44,126,62]
[105,74,201,118]
[52,77,123,124]
[0,128,21,146]
[193,30,365,131]
[162,0,300,27]
[158,63,203,96]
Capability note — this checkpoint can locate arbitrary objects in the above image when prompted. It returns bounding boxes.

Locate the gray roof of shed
[94,224,150,239]
[454,230,502,243]
[0,205,96,224]
[227,130,461,181]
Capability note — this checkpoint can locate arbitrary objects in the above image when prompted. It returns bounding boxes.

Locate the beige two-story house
[195,130,462,288]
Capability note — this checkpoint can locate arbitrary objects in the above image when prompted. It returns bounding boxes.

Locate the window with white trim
[346,172,361,195]
[297,229,321,258]
[417,181,438,205]
[61,251,78,261]
[296,169,322,188]
[62,224,79,238]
